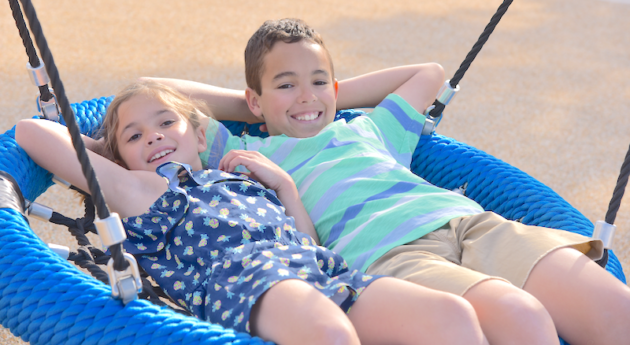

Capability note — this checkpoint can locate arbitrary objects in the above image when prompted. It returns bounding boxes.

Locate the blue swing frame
[0,96,624,344]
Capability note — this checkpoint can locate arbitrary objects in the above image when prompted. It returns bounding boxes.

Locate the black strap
[0,171,27,218]
[428,0,514,119]
[19,0,127,271]
[595,249,609,268]
[8,0,54,103]
[605,142,630,225]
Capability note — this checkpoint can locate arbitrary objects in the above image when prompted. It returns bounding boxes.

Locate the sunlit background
[1,0,629,343]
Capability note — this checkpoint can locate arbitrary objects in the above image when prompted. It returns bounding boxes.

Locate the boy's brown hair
[244,18,334,95]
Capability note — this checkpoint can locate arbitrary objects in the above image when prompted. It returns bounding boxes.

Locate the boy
[147,18,630,344]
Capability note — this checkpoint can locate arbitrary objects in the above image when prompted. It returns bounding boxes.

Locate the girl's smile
[115,94,206,171]
[148,147,176,163]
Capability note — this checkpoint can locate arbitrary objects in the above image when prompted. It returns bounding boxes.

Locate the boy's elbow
[422,63,445,86]
[435,63,446,82]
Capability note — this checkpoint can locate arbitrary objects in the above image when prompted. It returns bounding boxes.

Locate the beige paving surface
[1,0,630,343]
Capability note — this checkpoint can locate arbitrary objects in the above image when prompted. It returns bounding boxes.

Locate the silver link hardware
[94,212,127,247]
[37,89,60,121]
[52,175,71,189]
[27,201,53,221]
[421,80,461,136]
[593,220,616,249]
[26,58,50,86]
[48,243,70,260]
[107,253,142,304]
[436,80,460,106]
[421,105,440,136]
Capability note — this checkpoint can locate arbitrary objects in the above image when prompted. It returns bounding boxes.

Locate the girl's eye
[162,119,175,126]
[314,80,328,86]
[127,133,140,142]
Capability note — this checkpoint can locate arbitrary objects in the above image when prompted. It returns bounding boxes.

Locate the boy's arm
[83,136,115,161]
[336,63,445,114]
[145,63,443,124]
[140,77,262,124]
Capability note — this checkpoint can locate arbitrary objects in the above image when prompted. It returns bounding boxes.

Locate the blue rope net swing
[1,0,626,344]
[1,97,626,345]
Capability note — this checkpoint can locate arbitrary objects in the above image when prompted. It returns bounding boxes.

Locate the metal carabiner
[107,253,143,304]
[37,89,60,121]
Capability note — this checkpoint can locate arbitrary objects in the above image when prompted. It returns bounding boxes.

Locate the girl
[16,81,488,345]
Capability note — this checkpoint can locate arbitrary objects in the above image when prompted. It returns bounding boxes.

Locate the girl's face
[115,94,207,171]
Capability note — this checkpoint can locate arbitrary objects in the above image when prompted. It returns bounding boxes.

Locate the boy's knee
[486,288,552,328]
[466,280,552,325]
[432,293,478,326]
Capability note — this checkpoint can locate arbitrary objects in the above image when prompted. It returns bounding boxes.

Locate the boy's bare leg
[250,279,360,345]
[524,247,630,345]
[463,279,560,344]
[348,277,488,345]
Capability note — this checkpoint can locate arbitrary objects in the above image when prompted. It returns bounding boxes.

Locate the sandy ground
[1,0,630,343]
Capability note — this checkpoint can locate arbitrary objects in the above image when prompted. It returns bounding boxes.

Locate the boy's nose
[298,86,316,103]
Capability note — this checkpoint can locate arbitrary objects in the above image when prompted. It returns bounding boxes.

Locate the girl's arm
[336,63,445,114]
[15,119,167,218]
[218,150,320,244]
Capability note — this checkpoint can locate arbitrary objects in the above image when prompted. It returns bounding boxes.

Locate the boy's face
[246,40,338,138]
[115,94,207,171]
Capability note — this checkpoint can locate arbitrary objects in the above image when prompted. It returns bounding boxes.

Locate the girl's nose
[147,132,164,145]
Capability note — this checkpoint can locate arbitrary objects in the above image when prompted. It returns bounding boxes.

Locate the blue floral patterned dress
[121,162,380,333]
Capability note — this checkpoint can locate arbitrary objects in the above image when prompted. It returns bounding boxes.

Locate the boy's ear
[334,79,339,100]
[245,87,264,120]
[196,124,207,153]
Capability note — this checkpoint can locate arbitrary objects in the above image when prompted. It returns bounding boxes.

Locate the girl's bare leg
[524,247,630,345]
[250,279,360,345]
[348,277,488,345]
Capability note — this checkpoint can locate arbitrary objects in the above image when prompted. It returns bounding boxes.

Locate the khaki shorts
[366,212,603,296]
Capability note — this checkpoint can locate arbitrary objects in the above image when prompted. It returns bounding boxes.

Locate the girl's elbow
[15,119,39,146]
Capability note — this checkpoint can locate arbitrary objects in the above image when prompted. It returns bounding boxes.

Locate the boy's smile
[246,40,338,138]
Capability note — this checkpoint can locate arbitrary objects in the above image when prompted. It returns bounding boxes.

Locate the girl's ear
[196,124,207,153]
[245,87,264,120]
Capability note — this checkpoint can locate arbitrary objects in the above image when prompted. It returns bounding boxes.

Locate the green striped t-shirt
[200,94,484,271]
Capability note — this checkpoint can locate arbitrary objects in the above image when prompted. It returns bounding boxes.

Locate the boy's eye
[277,84,293,89]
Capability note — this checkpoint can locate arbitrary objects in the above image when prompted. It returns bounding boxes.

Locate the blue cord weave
[0,99,624,344]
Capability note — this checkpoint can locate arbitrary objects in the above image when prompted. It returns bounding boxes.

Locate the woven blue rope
[0,99,625,344]
[410,133,624,282]
[0,97,271,344]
